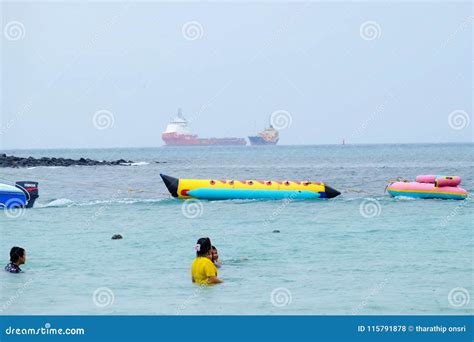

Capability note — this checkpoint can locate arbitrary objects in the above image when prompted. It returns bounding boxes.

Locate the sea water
[0,144,472,315]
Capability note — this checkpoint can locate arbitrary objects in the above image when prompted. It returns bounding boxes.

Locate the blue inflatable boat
[0,181,39,209]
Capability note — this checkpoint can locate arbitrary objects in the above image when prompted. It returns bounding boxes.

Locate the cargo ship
[161,109,246,146]
[248,125,279,145]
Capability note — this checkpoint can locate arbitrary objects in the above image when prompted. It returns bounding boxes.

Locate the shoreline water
[0,143,472,315]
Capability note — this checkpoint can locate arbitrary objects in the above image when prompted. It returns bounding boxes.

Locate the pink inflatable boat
[387,175,468,200]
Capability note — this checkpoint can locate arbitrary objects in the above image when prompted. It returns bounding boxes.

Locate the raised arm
[207,276,223,284]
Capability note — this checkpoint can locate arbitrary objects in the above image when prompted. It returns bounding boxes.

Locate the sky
[0,1,472,149]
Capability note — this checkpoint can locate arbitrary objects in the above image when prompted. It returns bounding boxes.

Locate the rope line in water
[0,174,414,199]
[0,174,143,189]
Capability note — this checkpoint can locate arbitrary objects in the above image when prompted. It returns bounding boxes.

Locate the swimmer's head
[195,237,212,258]
[211,246,219,262]
[10,247,26,265]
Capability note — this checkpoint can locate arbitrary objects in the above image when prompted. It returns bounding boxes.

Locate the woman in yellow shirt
[191,237,223,285]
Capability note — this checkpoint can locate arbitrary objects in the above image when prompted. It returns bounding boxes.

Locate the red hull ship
[161,109,246,146]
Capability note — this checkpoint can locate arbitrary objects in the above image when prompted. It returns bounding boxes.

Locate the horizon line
[1,141,473,151]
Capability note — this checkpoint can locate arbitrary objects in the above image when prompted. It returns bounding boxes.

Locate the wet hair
[10,247,25,263]
[196,237,212,257]
[211,246,217,251]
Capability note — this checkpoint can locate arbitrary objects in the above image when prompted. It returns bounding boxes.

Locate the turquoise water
[0,144,472,315]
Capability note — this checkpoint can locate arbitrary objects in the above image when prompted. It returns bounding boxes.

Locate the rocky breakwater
[1,154,134,168]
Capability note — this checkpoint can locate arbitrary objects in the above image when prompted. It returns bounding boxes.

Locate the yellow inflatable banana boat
[160,174,340,200]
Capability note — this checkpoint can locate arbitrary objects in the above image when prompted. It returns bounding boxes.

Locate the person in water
[191,238,222,285]
[211,246,222,269]
[5,247,26,273]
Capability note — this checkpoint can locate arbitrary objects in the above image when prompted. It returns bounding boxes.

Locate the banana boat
[160,174,340,200]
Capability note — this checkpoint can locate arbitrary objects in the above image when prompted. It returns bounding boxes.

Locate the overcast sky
[1,1,472,149]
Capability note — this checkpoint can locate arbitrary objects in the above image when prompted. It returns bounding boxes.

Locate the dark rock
[0,154,136,168]
[272,230,280,233]
[111,234,123,240]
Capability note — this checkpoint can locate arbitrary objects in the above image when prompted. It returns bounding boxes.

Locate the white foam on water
[40,198,75,208]
[120,161,149,166]
[37,197,171,209]
[394,196,418,201]
[74,198,169,206]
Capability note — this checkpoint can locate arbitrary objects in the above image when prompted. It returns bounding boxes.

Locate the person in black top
[4,247,26,273]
